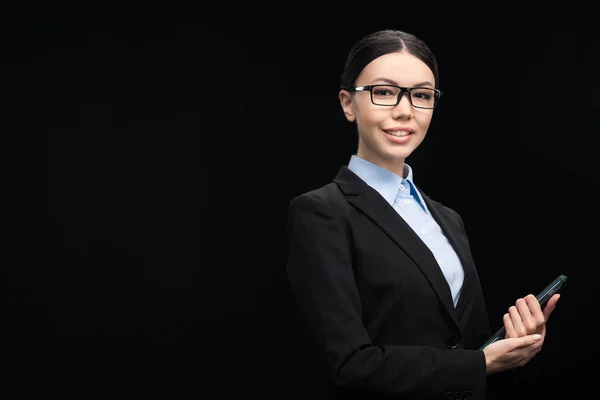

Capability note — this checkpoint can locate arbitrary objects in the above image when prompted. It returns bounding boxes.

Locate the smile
[383,130,413,144]
[386,130,411,137]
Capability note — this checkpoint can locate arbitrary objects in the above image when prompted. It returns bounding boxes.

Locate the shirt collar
[347,155,417,206]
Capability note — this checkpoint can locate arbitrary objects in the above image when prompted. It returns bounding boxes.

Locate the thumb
[543,294,561,320]
[518,333,542,348]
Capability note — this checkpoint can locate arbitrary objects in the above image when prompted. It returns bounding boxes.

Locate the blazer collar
[334,165,476,328]
[417,190,478,320]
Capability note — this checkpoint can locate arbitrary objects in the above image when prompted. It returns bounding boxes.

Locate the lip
[383,127,415,134]
[383,128,413,144]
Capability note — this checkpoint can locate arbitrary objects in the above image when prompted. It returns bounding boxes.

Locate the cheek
[355,106,386,130]
[416,113,433,131]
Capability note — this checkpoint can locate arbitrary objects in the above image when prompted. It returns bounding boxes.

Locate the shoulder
[285,182,353,230]
[288,182,344,209]
[285,182,352,236]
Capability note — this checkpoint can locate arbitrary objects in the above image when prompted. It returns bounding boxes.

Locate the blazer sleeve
[285,191,488,399]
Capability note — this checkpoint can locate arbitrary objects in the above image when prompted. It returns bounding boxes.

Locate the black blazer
[285,166,522,400]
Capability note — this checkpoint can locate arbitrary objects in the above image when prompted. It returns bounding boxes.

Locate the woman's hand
[482,334,543,375]
[504,293,560,340]
[483,293,560,375]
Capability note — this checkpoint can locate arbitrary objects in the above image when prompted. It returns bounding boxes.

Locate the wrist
[483,349,496,376]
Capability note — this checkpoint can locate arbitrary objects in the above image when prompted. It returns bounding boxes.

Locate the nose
[391,92,413,120]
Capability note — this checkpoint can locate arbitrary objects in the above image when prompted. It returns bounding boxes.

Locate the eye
[373,88,393,96]
[413,92,432,100]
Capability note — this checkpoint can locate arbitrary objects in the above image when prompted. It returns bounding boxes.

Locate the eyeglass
[348,84,442,109]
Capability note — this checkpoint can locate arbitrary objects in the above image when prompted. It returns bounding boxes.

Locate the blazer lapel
[334,166,459,329]
[419,190,478,320]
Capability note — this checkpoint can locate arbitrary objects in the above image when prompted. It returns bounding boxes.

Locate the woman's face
[339,51,436,174]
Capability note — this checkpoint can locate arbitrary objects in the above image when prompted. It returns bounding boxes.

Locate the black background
[6,1,599,398]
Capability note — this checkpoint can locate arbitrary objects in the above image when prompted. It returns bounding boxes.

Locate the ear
[338,89,356,122]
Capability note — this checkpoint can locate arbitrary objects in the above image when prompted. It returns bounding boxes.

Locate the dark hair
[340,29,440,90]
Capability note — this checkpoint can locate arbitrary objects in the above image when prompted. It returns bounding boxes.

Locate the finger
[517,333,542,349]
[524,293,545,324]
[543,294,561,320]
[509,305,526,336]
[518,356,530,367]
[524,341,544,364]
[520,349,540,367]
[504,312,516,338]
[516,296,536,333]
[519,348,539,366]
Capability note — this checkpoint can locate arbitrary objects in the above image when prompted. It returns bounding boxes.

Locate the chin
[387,147,415,159]
[377,152,410,165]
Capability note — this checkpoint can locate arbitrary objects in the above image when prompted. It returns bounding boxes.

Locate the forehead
[358,52,435,85]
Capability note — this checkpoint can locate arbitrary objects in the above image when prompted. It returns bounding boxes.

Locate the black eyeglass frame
[348,85,443,109]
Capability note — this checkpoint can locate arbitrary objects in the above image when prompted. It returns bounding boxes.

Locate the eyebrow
[372,77,435,88]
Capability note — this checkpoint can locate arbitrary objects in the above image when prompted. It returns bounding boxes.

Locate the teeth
[388,131,410,137]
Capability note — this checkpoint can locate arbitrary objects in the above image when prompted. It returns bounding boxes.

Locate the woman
[284,29,560,399]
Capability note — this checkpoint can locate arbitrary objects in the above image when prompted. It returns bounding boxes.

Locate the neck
[355,150,406,179]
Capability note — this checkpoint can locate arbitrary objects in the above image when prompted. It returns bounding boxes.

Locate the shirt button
[421,229,427,235]
[400,184,405,191]
[404,199,411,204]
[439,259,445,265]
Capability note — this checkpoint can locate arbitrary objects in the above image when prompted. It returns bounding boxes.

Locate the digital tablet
[478,274,568,350]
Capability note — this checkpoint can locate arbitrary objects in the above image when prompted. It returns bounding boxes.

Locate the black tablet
[478,274,568,350]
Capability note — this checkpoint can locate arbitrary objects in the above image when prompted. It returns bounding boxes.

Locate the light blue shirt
[347,155,464,307]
